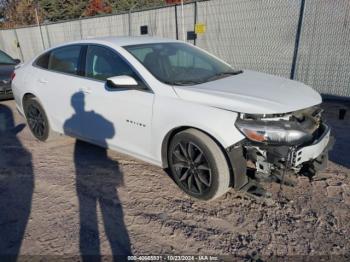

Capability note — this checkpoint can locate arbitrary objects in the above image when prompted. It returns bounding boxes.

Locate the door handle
[80,88,92,94]
[38,78,48,84]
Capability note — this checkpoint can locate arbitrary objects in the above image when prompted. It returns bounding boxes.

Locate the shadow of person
[0,104,32,262]
[63,92,132,261]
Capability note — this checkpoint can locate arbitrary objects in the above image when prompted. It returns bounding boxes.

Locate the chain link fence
[196,0,301,78]
[0,0,349,97]
[295,0,350,97]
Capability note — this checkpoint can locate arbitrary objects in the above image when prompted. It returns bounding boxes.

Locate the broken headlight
[235,118,313,146]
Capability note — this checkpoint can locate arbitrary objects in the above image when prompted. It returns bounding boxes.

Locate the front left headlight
[235,118,313,146]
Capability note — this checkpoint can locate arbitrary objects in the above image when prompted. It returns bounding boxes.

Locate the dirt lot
[0,99,349,261]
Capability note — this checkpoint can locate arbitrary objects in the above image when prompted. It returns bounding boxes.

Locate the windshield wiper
[163,70,243,86]
[206,70,243,82]
[164,80,204,86]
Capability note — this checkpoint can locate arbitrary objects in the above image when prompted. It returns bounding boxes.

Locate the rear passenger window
[35,52,50,69]
[48,45,82,75]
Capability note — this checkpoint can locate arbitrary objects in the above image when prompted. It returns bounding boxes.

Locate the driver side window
[85,45,136,81]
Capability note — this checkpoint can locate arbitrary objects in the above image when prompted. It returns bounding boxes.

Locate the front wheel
[168,128,231,201]
[23,97,50,141]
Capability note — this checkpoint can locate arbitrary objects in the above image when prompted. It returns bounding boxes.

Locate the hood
[174,70,322,114]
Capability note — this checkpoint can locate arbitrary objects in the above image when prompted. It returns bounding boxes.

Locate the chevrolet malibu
[12,37,332,200]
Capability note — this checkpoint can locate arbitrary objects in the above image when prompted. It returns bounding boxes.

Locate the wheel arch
[161,125,191,168]
[22,92,36,105]
[21,92,55,141]
[22,92,54,132]
[161,125,236,186]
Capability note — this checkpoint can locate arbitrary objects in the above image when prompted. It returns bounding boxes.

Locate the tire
[168,128,231,201]
[23,97,51,141]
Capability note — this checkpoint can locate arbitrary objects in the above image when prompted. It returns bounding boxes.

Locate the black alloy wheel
[171,141,212,196]
[168,129,231,201]
[24,97,50,141]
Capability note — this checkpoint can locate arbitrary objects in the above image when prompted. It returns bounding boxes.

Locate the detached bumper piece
[292,124,331,167]
[299,134,334,177]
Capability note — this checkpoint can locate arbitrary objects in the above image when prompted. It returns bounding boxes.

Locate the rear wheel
[168,128,231,201]
[23,97,50,141]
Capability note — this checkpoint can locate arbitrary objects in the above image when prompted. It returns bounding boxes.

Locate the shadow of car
[322,100,350,168]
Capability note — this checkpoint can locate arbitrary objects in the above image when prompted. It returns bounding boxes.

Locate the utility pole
[181,0,185,41]
[290,0,305,80]
[128,1,138,36]
[35,2,45,50]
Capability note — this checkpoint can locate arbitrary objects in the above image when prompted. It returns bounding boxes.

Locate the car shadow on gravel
[64,92,132,260]
[322,101,350,168]
[0,104,31,261]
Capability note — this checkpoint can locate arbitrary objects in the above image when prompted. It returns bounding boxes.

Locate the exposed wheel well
[161,126,235,186]
[22,93,36,107]
[161,126,190,169]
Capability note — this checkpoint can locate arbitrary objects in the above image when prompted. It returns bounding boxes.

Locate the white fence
[0,0,349,97]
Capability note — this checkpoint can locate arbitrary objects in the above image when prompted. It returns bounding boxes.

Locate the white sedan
[12,37,332,200]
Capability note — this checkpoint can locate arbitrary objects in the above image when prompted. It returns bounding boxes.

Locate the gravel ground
[0,99,349,261]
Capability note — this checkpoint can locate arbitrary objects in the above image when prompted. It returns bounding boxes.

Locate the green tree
[0,0,40,28]
[39,0,88,22]
[110,0,165,12]
[0,0,170,27]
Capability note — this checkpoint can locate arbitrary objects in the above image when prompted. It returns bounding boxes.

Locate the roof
[35,36,183,59]
[79,36,179,46]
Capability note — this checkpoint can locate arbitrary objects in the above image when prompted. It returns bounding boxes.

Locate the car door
[79,44,155,159]
[34,45,86,137]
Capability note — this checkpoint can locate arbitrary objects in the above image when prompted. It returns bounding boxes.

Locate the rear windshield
[0,50,15,65]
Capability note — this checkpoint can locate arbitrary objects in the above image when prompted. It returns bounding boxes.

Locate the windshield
[0,50,15,65]
[124,42,241,85]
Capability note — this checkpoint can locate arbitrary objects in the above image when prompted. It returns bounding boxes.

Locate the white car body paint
[12,36,322,167]
[175,70,322,114]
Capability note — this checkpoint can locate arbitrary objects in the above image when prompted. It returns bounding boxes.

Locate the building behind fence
[0,0,349,97]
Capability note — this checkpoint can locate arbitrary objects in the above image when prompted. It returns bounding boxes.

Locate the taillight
[11,72,15,81]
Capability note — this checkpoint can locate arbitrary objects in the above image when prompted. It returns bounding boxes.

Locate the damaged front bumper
[227,106,334,190]
[291,124,331,167]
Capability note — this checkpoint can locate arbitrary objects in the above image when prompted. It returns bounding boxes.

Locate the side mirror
[106,75,139,89]
[13,58,21,65]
